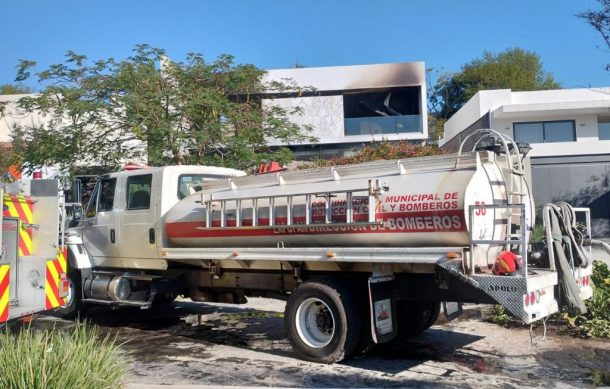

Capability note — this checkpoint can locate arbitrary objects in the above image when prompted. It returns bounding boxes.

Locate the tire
[153,293,178,306]
[55,267,86,320]
[284,280,363,363]
[394,300,440,340]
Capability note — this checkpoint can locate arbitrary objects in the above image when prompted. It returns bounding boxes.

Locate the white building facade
[440,88,610,237]
[263,62,428,158]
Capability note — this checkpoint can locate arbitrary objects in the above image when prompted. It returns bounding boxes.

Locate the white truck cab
[80,165,245,269]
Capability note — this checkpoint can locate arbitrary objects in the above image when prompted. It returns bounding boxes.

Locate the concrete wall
[263,95,345,145]
[0,94,46,142]
[441,90,511,146]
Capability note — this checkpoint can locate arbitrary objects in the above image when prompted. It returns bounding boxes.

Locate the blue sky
[1,0,608,90]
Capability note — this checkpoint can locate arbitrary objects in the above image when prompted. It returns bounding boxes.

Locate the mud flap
[443,302,463,321]
[368,275,397,344]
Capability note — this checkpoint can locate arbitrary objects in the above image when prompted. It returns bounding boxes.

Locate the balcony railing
[344,115,421,136]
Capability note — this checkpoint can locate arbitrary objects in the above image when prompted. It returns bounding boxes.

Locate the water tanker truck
[58,130,593,363]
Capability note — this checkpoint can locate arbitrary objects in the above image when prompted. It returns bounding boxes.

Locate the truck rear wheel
[285,281,362,363]
[395,300,440,339]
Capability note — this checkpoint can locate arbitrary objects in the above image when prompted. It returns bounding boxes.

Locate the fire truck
[0,178,69,326]
[57,130,593,363]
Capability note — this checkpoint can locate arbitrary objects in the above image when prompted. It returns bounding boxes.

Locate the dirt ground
[35,298,609,388]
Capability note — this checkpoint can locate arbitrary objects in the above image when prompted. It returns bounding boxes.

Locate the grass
[0,321,127,389]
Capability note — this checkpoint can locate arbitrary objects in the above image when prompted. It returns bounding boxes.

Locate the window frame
[176,174,228,200]
[598,120,610,140]
[97,177,117,212]
[513,120,576,144]
[85,182,100,219]
[126,174,153,211]
[177,174,206,200]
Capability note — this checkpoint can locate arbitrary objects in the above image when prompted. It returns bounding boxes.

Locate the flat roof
[263,62,426,92]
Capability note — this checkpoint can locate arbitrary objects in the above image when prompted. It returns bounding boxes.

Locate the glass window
[544,121,575,142]
[178,174,205,200]
[126,174,152,210]
[513,121,575,143]
[396,115,421,133]
[98,178,117,211]
[514,123,544,143]
[599,121,610,140]
[370,116,397,135]
[85,182,100,218]
[343,86,422,136]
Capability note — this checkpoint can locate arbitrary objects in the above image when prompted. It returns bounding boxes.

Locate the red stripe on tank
[166,210,466,239]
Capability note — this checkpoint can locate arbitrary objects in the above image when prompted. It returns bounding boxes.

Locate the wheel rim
[60,277,74,309]
[295,298,335,348]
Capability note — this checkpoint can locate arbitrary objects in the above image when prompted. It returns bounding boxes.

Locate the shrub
[572,260,610,338]
[297,140,443,169]
[0,321,126,389]
[487,305,515,326]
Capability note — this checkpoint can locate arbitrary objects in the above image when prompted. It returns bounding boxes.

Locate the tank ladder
[199,179,387,230]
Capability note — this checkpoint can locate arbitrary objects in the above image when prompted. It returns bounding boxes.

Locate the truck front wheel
[285,281,362,363]
[56,268,86,320]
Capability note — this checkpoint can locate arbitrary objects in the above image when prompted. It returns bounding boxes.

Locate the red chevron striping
[10,196,29,223]
[52,259,63,278]
[0,270,8,322]
[0,273,9,296]
[46,267,59,299]
[18,235,30,256]
[45,295,52,310]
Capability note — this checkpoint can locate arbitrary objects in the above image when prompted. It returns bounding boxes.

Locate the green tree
[430,48,560,120]
[11,45,315,174]
[0,84,33,95]
[578,0,610,70]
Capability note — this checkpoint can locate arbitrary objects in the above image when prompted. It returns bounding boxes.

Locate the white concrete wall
[510,87,610,104]
[264,62,426,93]
[491,113,610,158]
[263,95,345,145]
[440,89,511,145]
[0,94,46,142]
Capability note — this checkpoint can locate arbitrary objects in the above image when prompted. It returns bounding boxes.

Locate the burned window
[343,87,421,136]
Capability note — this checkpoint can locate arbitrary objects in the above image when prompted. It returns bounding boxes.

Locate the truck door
[82,177,119,260]
[118,173,158,259]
